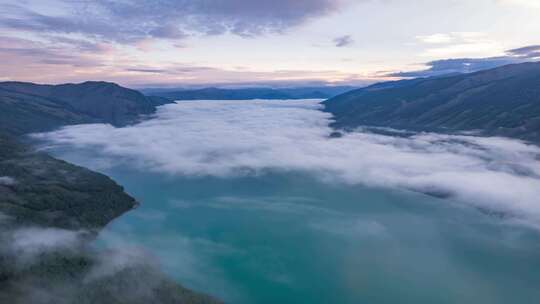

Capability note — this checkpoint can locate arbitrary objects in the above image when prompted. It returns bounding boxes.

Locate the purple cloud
[0,0,343,43]
[333,35,354,47]
[390,45,540,78]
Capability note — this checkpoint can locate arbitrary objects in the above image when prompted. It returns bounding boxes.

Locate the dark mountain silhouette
[144,86,357,100]
[0,81,172,134]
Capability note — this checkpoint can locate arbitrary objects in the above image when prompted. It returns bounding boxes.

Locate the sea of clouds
[33,99,540,223]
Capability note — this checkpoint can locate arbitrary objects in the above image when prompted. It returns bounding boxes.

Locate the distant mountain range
[324,62,540,143]
[142,86,357,101]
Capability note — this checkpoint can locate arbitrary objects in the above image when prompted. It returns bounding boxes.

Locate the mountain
[0,87,97,135]
[0,81,172,133]
[143,86,357,100]
[0,81,153,228]
[0,134,137,230]
[324,62,540,143]
[0,82,219,303]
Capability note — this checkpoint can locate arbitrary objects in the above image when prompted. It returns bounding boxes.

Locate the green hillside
[0,82,220,304]
[324,62,540,143]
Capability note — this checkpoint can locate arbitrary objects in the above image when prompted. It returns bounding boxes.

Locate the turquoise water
[36,99,540,304]
[42,148,540,303]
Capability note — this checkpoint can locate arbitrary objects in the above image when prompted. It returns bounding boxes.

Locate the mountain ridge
[324,62,540,143]
[144,86,357,100]
[0,81,172,133]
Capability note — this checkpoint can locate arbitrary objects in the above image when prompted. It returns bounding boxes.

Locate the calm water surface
[42,147,540,304]
[38,99,540,304]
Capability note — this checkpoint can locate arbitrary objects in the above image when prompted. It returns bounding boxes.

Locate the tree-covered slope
[0,134,222,303]
[324,62,540,143]
[0,135,136,230]
[0,81,220,303]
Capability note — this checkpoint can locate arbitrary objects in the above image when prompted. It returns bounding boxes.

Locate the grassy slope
[0,81,169,128]
[324,62,540,143]
[0,88,97,135]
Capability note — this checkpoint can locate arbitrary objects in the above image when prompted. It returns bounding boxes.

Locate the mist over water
[34,100,540,303]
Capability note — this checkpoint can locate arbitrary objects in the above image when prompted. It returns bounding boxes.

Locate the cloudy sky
[1,0,540,87]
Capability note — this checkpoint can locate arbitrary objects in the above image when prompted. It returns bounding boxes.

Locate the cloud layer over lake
[33,100,540,223]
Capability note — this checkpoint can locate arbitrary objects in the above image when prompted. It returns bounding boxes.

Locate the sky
[1,0,540,88]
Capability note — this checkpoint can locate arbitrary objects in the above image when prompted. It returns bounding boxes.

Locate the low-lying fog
[34,99,540,226]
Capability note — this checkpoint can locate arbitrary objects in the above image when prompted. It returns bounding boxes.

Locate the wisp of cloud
[33,99,540,224]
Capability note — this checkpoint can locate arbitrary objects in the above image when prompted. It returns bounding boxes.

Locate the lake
[35,99,540,304]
